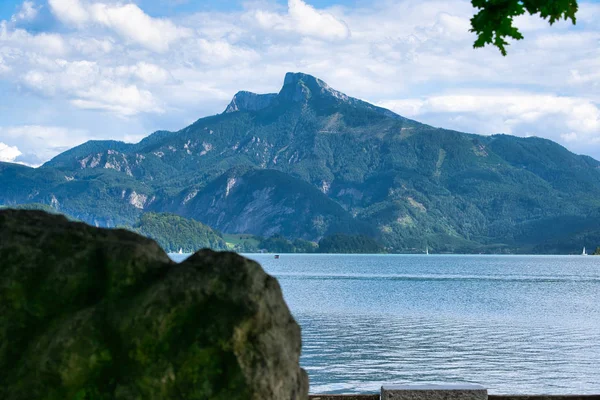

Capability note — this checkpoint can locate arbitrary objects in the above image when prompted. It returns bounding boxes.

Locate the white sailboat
[582,247,588,256]
[178,248,183,254]
[425,245,429,255]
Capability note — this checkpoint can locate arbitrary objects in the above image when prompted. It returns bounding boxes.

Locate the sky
[0,0,599,166]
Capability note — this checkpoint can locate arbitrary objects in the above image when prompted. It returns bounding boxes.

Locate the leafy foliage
[256,236,319,253]
[2,202,61,214]
[318,234,385,254]
[257,234,382,254]
[470,0,578,55]
[127,212,228,253]
[222,234,262,253]
[258,235,298,253]
[293,239,319,253]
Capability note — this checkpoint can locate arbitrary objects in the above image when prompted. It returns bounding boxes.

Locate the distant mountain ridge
[2,72,600,253]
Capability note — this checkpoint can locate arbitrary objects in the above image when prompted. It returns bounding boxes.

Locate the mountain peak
[223,72,354,114]
[223,72,401,119]
[283,72,327,88]
[224,91,277,113]
[279,72,350,103]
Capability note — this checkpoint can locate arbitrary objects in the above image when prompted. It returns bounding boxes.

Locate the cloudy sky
[0,0,599,166]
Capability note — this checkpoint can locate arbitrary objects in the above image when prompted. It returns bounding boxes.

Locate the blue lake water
[169,253,600,395]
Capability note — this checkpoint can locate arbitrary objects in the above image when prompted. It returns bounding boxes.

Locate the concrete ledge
[381,384,487,400]
[309,396,380,400]
[490,397,600,400]
[310,395,600,400]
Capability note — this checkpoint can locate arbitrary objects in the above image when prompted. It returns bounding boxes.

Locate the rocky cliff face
[224,91,278,113]
[174,167,372,239]
[0,209,308,400]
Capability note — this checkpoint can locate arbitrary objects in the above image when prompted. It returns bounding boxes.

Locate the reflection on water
[298,313,600,394]
[171,253,600,394]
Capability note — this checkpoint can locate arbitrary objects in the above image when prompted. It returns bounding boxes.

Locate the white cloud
[0,126,91,162]
[192,39,261,65]
[131,62,170,84]
[534,32,599,50]
[0,55,9,74]
[248,0,350,41]
[69,36,114,55]
[569,68,600,88]
[48,0,90,26]
[0,142,22,163]
[71,81,162,116]
[115,62,172,85]
[0,22,67,56]
[11,1,40,23]
[381,93,597,122]
[19,58,163,115]
[21,59,99,95]
[379,92,600,152]
[578,2,600,24]
[48,0,191,52]
[287,0,349,40]
[88,3,192,52]
[561,132,578,143]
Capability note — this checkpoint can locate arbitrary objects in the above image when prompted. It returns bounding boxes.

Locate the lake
[169,253,600,395]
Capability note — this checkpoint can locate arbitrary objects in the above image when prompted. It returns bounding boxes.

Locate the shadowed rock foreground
[0,209,308,400]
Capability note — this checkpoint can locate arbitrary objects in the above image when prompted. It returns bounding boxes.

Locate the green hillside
[126,212,228,253]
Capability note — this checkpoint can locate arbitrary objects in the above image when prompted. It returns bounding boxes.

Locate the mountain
[2,72,600,253]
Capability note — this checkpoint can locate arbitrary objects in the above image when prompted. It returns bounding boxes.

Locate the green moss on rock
[0,209,308,400]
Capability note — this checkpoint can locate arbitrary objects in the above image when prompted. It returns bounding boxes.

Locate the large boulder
[0,209,308,400]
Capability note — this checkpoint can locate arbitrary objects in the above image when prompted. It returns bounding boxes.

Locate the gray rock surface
[381,384,487,400]
[225,91,278,113]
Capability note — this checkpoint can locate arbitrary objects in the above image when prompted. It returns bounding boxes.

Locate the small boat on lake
[274,255,280,259]
[178,248,183,254]
[582,247,588,256]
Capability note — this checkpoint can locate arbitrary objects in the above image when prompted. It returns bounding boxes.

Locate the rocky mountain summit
[0,209,308,400]
[225,91,278,113]
[2,72,600,253]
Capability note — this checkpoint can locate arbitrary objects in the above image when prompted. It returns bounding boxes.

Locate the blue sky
[0,0,599,165]
[0,0,226,19]
[0,0,348,22]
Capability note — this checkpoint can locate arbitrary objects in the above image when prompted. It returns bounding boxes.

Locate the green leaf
[470,0,579,55]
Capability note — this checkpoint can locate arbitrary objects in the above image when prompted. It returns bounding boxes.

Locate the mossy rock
[0,209,308,400]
